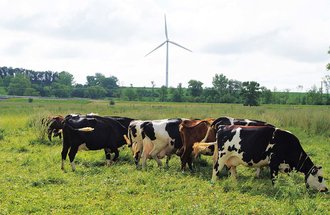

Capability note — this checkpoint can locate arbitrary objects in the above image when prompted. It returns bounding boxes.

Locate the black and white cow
[199,125,328,192]
[194,117,274,176]
[211,116,274,131]
[61,114,133,171]
[141,118,184,169]
[126,118,183,169]
[126,120,146,166]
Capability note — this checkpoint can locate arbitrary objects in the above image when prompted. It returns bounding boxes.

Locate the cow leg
[180,147,190,172]
[68,146,78,172]
[134,150,141,167]
[230,166,237,179]
[165,155,171,168]
[187,153,194,172]
[255,167,261,178]
[104,148,112,166]
[112,148,119,162]
[141,151,148,170]
[149,149,163,168]
[270,167,279,185]
[61,144,70,171]
[212,156,225,182]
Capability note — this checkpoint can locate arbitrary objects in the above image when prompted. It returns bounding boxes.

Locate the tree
[170,83,184,102]
[100,75,119,97]
[212,73,228,95]
[85,86,107,99]
[7,74,33,96]
[306,85,323,105]
[260,87,272,104]
[55,71,74,86]
[188,80,203,97]
[52,83,71,98]
[86,73,119,97]
[158,86,168,102]
[71,84,86,98]
[124,87,137,101]
[240,81,261,106]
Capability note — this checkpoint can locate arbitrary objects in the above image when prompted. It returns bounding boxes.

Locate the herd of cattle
[42,114,328,192]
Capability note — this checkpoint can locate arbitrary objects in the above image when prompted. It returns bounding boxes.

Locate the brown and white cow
[41,115,64,141]
[179,118,215,171]
[196,125,328,192]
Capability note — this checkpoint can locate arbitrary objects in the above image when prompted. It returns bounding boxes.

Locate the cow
[179,118,216,171]
[41,115,64,141]
[193,117,273,176]
[196,125,328,192]
[61,114,133,171]
[126,120,146,166]
[128,118,184,170]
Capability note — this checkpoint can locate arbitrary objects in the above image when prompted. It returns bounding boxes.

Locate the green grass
[0,98,329,214]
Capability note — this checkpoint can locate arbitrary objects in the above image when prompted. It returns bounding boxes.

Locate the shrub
[109,99,115,106]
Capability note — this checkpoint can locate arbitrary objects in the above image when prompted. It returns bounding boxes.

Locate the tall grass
[0,98,329,214]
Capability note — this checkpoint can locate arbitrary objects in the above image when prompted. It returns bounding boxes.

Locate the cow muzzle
[320,187,328,192]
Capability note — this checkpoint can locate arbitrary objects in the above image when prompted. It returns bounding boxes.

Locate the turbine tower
[145,14,191,88]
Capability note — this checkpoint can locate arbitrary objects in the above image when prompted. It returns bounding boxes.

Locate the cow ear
[317,166,322,170]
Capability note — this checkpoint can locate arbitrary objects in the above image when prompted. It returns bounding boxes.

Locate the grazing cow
[198,125,328,192]
[41,115,64,141]
[179,119,216,171]
[61,114,132,171]
[137,118,183,169]
[210,116,273,132]
[194,117,273,175]
[126,120,146,166]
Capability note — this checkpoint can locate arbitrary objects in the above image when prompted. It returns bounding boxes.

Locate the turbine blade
[164,14,168,40]
[145,41,167,57]
[168,41,192,52]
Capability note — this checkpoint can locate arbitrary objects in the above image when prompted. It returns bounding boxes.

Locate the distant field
[0,98,329,214]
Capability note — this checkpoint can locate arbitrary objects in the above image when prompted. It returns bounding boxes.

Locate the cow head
[192,142,214,158]
[47,116,64,141]
[305,166,328,192]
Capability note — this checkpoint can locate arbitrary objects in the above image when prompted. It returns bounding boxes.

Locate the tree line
[0,66,329,105]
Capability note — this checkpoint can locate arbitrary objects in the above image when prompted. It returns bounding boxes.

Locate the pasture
[0,98,329,214]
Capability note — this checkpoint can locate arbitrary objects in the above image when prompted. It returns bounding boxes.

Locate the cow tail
[201,126,212,143]
[63,122,94,132]
[213,139,218,164]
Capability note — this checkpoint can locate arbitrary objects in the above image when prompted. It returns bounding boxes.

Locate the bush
[28,98,33,103]
[109,99,115,106]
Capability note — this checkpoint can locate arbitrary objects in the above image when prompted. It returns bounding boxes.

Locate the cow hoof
[106,160,113,166]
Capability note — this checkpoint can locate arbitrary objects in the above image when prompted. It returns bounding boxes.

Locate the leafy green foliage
[241,81,261,106]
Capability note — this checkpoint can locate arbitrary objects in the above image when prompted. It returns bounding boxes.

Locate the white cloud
[0,0,329,91]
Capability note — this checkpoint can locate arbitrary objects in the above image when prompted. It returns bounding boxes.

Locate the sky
[0,0,329,91]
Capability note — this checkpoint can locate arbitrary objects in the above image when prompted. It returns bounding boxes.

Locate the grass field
[0,98,329,214]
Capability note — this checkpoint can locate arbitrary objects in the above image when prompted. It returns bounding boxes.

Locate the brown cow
[179,118,215,171]
[41,115,64,141]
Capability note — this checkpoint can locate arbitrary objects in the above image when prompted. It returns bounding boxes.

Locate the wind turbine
[145,14,192,88]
